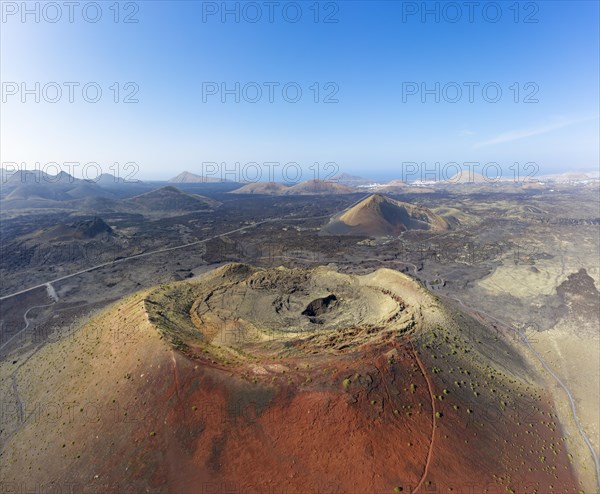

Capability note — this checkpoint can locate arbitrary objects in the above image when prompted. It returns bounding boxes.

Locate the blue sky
[1,0,598,181]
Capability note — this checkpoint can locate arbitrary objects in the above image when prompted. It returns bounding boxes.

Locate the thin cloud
[473,116,598,148]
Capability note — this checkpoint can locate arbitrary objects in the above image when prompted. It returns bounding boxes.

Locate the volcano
[0,264,578,493]
[322,194,450,237]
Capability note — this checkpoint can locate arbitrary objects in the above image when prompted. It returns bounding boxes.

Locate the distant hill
[447,171,488,184]
[5,170,82,185]
[373,178,439,194]
[5,170,50,185]
[384,179,408,187]
[285,180,355,195]
[26,217,114,242]
[376,185,436,194]
[331,173,373,187]
[4,170,42,185]
[0,176,221,214]
[553,172,596,183]
[93,173,139,186]
[322,194,450,237]
[125,185,220,211]
[73,196,123,213]
[2,170,139,188]
[5,184,70,201]
[3,176,115,203]
[230,182,290,195]
[230,179,355,196]
[61,183,116,199]
[169,171,229,184]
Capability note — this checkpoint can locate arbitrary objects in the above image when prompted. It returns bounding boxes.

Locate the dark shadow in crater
[302,294,338,323]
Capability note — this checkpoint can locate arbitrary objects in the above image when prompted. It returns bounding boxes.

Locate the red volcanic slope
[0,287,579,494]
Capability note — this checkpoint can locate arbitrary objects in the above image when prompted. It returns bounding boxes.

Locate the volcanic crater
[1,263,581,493]
[145,264,416,360]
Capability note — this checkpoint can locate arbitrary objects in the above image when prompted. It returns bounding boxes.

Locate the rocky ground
[1,185,598,492]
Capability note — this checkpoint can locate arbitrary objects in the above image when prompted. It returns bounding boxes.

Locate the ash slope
[0,264,579,493]
[322,194,450,237]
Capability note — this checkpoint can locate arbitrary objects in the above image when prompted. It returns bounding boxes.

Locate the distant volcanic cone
[322,194,450,237]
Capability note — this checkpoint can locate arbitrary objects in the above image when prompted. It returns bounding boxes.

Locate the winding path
[441,292,600,492]
[409,341,437,493]
[0,284,60,452]
[0,221,274,302]
[265,252,599,489]
[0,284,58,352]
[0,195,373,303]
